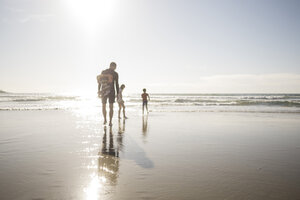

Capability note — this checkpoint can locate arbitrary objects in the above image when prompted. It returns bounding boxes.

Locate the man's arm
[98,83,101,93]
[115,73,119,95]
[97,75,101,95]
[148,94,150,101]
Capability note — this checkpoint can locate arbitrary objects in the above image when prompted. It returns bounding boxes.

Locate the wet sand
[0,110,300,200]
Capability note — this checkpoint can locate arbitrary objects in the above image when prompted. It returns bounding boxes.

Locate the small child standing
[117,84,128,119]
[141,88,150,114]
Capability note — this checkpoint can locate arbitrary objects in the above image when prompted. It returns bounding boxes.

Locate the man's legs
[109,103,114,126]
[102,103,107,124]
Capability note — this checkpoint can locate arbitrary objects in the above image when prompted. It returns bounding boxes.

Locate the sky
[0,0,300,93]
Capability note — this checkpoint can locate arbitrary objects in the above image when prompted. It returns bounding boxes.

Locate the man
[97,62,119,126]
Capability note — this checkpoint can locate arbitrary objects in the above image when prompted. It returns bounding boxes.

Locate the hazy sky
[0,0,299,93]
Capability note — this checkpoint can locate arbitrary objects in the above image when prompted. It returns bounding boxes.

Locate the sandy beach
[1,109,299,200]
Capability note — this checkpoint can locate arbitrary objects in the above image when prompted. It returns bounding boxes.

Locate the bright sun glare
[65,0,117,32]
[84,173,105,200]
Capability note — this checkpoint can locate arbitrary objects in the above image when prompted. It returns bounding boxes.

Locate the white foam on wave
[1,93,300,113]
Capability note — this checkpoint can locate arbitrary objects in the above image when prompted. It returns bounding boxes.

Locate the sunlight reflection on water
[75,112,120,200]
[84,173,106,200]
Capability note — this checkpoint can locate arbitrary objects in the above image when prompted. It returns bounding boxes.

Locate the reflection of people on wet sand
[99,118,154,170]
[117,119,125,152]
[141,88,150,114]
[118,118,125,134]
[97,62,119,126]
[142,115,148,142]
[98,126,120,186]
[142,115,148,134]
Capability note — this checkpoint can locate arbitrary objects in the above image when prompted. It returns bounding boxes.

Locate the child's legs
[122,103,126,117]
[118,103,122,117]
[144,101,148,112]
[119,102,126,117]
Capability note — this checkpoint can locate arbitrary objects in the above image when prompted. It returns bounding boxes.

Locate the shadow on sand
[97,118,154,185]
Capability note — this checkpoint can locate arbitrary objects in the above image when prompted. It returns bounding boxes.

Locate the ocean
[1,92,300,113]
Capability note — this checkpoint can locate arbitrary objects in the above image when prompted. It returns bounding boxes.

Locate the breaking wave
[173,99,300,107]
[1,93,300,113]
[0,95,79,102]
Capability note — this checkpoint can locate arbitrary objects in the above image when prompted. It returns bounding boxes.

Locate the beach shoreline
[0,110,300,199]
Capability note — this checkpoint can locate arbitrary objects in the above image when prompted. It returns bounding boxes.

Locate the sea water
[1,92,300,113]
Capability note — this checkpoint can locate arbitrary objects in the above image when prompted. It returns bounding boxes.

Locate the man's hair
[143,88,146,92]
[110,62,116,68]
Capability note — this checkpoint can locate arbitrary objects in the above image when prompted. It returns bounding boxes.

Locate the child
[117,84,128,119]
[141,88,150,114]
